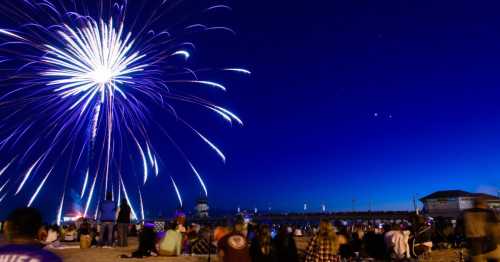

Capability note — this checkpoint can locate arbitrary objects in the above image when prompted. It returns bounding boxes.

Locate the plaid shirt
[304,235,340,262]
[191,238,213,254]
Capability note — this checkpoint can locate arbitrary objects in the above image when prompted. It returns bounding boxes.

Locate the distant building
[420,190,500,218]
[195,197,209,218]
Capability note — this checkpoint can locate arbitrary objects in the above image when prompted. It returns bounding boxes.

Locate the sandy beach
[1,236,462,261]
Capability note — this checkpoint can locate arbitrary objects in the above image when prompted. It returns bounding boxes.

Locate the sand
[1,236,461,261]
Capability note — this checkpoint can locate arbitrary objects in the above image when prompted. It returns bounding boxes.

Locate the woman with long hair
[250,224,277,262]
[116,199,131,247]
[304,219,340,262]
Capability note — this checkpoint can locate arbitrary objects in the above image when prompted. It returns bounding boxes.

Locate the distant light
[373,113,379,117]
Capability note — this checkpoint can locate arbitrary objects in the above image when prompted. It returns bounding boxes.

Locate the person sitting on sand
[158,222,183,256]
[191,227,216,255]
[121,223,158,259]
[218,217,251,262]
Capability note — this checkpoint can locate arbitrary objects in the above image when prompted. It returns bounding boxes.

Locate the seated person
[158,222,182,256]
[191,227,216,255]
[121,223,158,258]
[0,208,62,261]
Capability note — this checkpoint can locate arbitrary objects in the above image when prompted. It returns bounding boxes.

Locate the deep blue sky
[202,0,500,212]
[2,0,500,220]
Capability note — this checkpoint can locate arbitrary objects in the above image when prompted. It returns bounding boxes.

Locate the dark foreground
[1,236,464,261]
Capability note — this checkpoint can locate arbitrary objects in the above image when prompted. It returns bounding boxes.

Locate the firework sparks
[170,176,183,207]
[27,168,53,207]
[0,0,246,220]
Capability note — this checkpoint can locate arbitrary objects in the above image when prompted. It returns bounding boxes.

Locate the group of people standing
[98,192,132,248]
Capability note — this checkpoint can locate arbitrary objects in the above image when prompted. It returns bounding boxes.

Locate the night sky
[208,0,500,212]
[2,0,500,220]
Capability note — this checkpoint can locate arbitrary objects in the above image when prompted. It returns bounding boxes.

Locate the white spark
[153,156,159,176]
[80,169,89,199]
[138,188,145,221]
[224,68,251,74]
[27,168,53,207]
[56,192,65,226]
[120,177,138,220]
[172,50,190,60]
[0,179,9,194]
[215,106,243,125]
[0,158,15,176]
[188,162,207,197]
[0,29,25,40]
[170,176,183,207]
[136,142,148,184]
[42,19,147,111]
[0,193,6,203]
[15,156,42,195]
[83,173,97,217]
[146,145,154,167]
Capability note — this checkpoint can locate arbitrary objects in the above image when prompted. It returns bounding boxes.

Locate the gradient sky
[2,0,500,220]
[202,0,500,213]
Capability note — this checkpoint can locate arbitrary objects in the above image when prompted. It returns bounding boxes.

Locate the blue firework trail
[0,0,248,222]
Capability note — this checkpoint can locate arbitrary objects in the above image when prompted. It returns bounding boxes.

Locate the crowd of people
[0,194,499,261]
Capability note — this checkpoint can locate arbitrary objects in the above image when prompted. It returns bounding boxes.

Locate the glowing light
[81,170,89,199]
[0,193,6,203]
[43,19,147,103]
[15,157,42,195]
[0,159,15,177]
[0,1,245,218]
[138,188,145,221]
[56,192,65,226]
[27,168,53,207]
[188,162,207,197]
[224,68,251,74]
[83,174,97,217]
[120,177,138,220]
[172,50,190,59]
[170,176,183,207]
[0,179,9,194]
[90,66,113,84]
[154,157,159,176]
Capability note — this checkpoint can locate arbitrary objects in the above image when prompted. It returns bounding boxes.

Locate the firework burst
[0,0,247,222]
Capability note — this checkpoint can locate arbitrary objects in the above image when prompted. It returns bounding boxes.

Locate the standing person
[218,218,251,262]
[0,208,62,261]
[250,224,277,262]
[384,224,410,261]
[116,199,131,247]
[98,191,116,247]
[463,198,500,262]
[273,226,299,262]
[304,219,340,262]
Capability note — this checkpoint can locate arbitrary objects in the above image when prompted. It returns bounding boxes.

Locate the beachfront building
[420,190,500,218]
[195,197,209,218]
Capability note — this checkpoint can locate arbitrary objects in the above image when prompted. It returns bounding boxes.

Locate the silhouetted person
[99,191,116,247]
[250,224,277,262]
[191,226,215,254]
[116,198,131,247]
[0,208,62,261]
[218,218,251,262]
[121,223,158,258]
[462,198,500,262]
[273,226,299,262]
